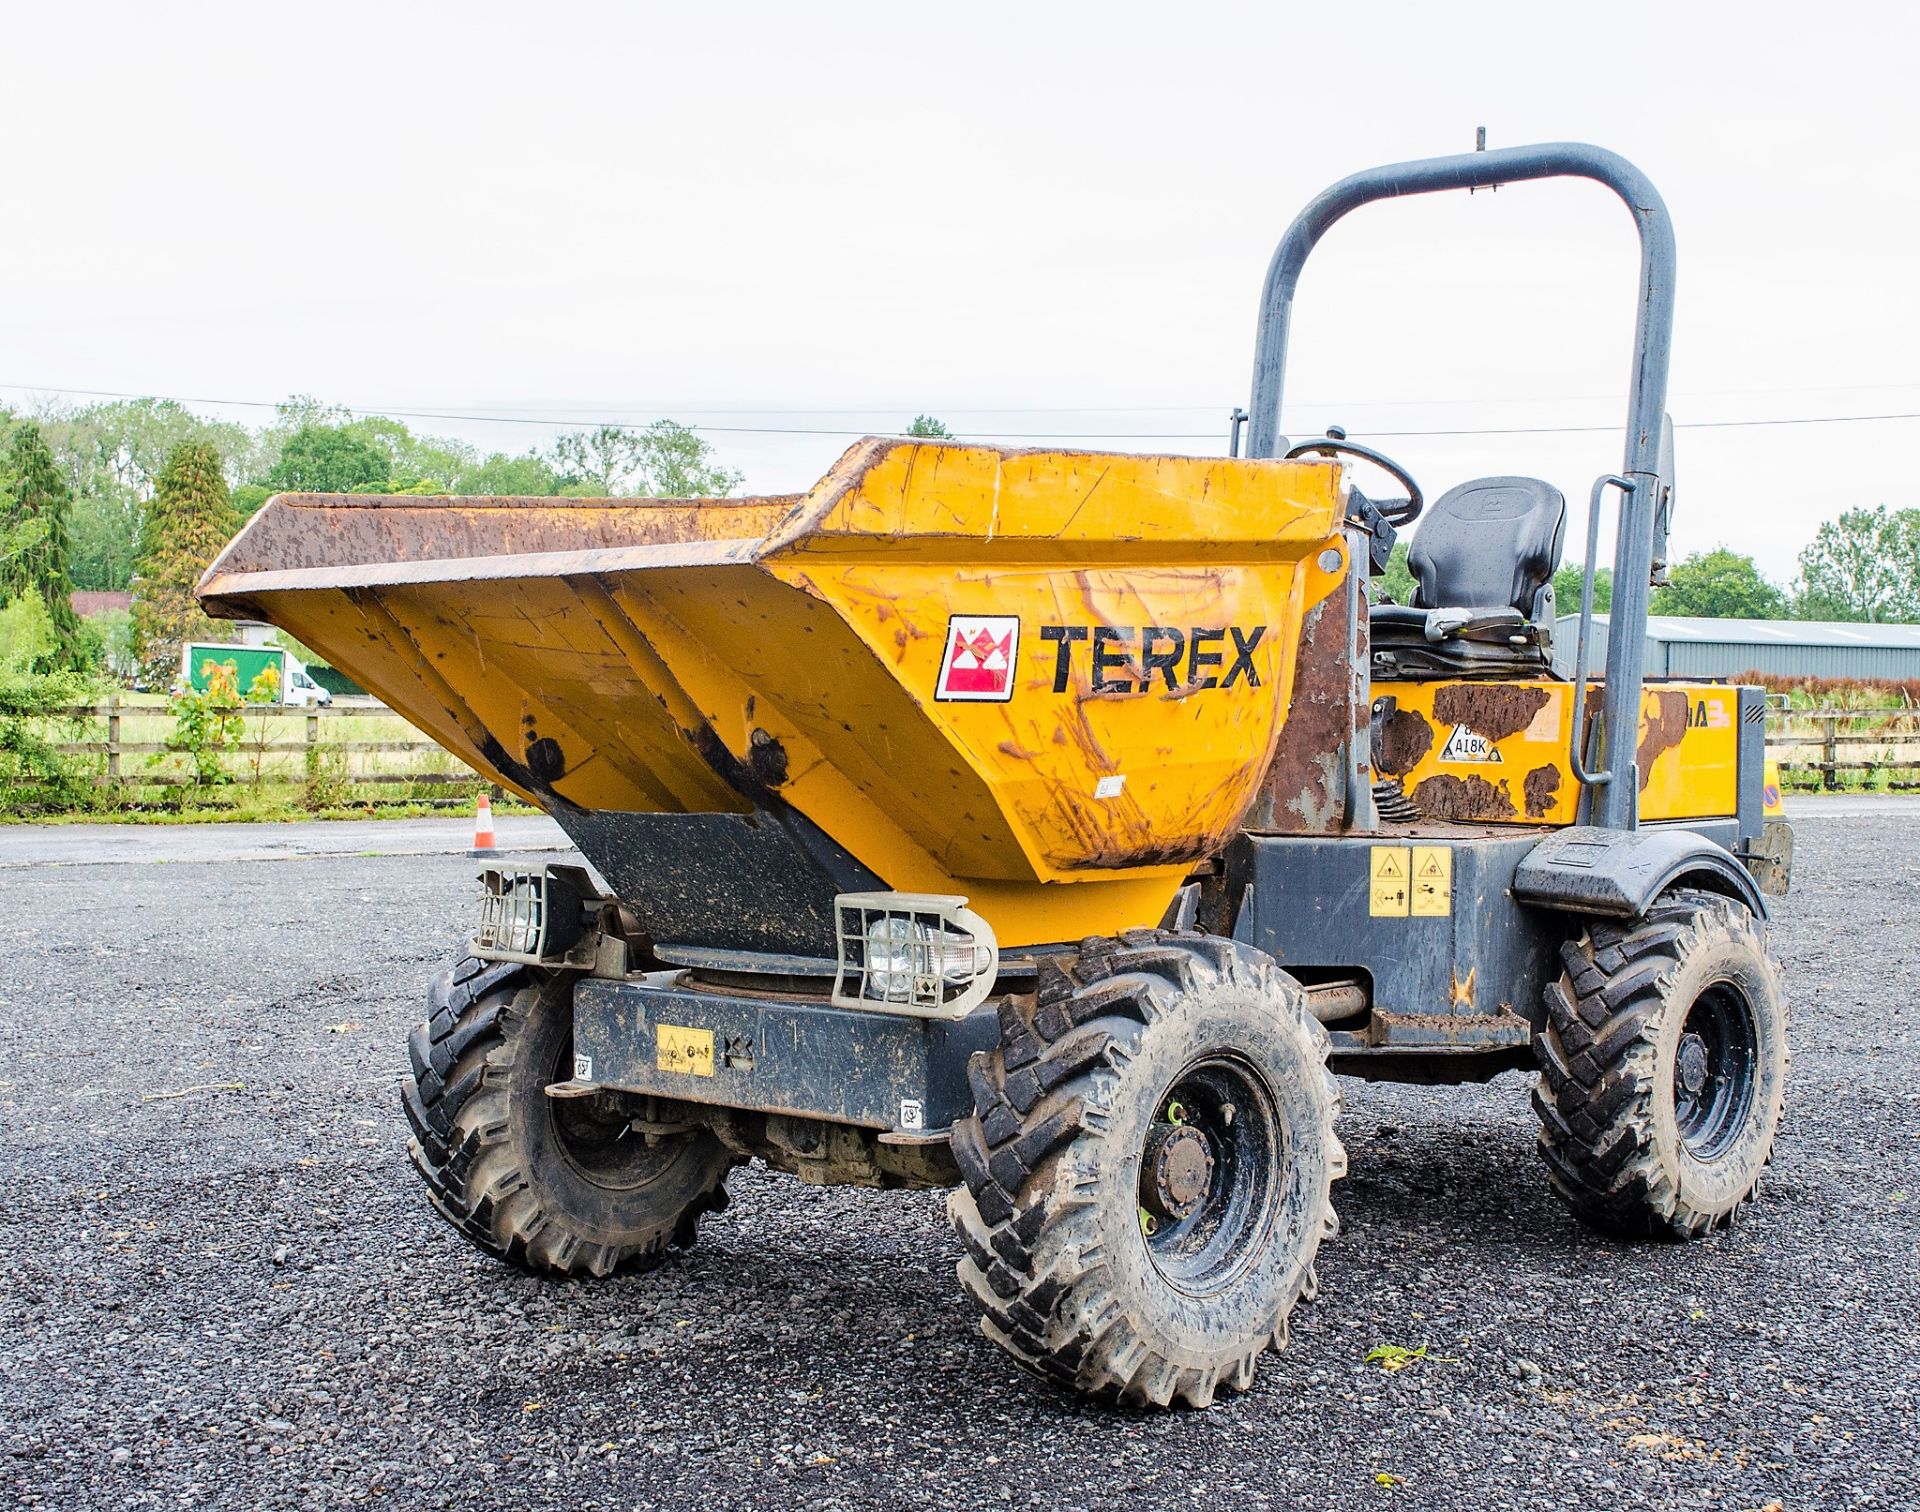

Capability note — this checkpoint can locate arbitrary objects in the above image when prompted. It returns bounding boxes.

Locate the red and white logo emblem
[935,615,1020,702]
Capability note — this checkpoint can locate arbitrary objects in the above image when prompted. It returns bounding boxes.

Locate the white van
[285,663,334,708]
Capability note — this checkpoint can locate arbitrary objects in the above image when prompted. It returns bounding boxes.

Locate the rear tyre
[403,956,734,1276]
[1533,888,1788,1239]
[948,931,1344,1409]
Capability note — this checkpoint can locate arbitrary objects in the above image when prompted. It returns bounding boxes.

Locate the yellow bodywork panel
[199,440,1350,946]
[1372,679,1740,824]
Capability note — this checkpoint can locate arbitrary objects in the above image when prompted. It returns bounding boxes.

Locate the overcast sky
[5,1,1916,580]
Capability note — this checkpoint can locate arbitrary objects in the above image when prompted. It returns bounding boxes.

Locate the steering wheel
[1283,427,1424,526]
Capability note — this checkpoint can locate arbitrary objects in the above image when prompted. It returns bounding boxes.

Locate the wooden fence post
[106,697,122,782]
[1819,713,1839,791]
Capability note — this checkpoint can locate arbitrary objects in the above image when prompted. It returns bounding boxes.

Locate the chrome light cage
[831,892,999,1019]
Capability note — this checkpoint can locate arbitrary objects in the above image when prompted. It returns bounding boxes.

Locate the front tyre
[403,957,734,1276]
[1533,889,1789,1239]
[948,931,1344,1409]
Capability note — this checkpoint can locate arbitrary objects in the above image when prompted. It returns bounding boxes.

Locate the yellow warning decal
[656,1023,715,1077]
[1411,845,1453,917]
[1369,846,1410,917]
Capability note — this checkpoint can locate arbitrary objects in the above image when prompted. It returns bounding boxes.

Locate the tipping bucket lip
[199,534,768,597]
[198,490,803,599]
[197,439,1350,949]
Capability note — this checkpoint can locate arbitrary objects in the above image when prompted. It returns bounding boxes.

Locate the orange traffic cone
[470,792,498,857]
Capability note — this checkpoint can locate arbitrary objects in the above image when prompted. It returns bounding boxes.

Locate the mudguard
[1512,825,1767,922]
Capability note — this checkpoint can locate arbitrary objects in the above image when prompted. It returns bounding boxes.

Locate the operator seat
[1370,475,1567,679]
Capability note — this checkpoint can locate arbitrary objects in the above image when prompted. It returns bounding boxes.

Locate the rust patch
[1636,690,1690,791]
[1375,710,1433,777]
[1431,683,1551,743]
[1448,966,1476,1011]
[1522,764,1561,818]
[1250,595,1353,834]
[1411,773,1516,822]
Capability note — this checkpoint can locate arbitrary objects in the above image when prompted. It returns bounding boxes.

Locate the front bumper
[563,973,999,1135]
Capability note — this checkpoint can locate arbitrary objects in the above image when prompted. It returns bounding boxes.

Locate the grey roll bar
[1245,141,1675,833]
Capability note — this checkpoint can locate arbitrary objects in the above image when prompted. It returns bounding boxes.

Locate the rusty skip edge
[196,484,804,589]
[198,537,771,604]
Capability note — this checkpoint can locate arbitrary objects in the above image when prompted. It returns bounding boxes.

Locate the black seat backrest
[1409,476,1567,620]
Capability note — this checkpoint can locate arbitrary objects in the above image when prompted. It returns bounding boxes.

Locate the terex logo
[935,615,1020,702]
[1041,625,1266,694]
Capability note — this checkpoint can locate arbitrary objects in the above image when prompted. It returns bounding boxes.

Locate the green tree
[632,420,742,497]
[1552,562,1612,615]
[1793,506,1918,621]
[230,482,273,520]
[1376,540,1416,604]
[68,496,137,596]
[0,424,83,668]
[270,394,352,431]
[265,426,392,493]
[249,394,352,481]
[342,414,476,491]
[132,442,238,686]
[36,398,251,592]
[0,590,96,812]
[1649,548,1788,620]
[550,425,642,493]
[551,420,741,497]
[455,451,563,496]
[906,415,953,438]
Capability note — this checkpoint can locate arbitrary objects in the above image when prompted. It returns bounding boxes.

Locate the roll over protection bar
[1246,141,1676,832]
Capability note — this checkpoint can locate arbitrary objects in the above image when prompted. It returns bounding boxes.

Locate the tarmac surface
[0,803,1913,1510]
[0,814,570,868]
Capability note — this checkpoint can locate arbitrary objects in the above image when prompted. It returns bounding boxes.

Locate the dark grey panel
[1738,686,1767,843]
[572,977,997,1132]
[1227,831,1561,1028]
[555,807,883,956]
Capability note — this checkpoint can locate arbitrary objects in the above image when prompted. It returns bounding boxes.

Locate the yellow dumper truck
[199,142,1792,1408]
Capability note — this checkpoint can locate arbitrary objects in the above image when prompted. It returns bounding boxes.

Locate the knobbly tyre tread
[1533,888,1788,1239]
[402,956,731,1278]
[947,929,1343,1409]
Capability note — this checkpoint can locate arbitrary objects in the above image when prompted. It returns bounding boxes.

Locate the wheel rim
[1671,978,1760,1160]
[546,1035,693,1191]
[1136,1055,1281,1296]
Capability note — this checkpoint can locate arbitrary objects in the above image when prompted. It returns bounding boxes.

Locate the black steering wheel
[1283,427,1424,526]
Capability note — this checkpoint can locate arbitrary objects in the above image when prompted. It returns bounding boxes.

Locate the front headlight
[862,915,993,1002]
[473,865,593,962]
[833,893,999,1018]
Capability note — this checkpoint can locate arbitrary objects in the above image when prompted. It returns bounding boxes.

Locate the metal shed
[1553,615,1920,682]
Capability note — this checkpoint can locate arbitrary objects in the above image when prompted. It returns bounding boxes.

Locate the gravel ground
[1,810,1913,1511]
